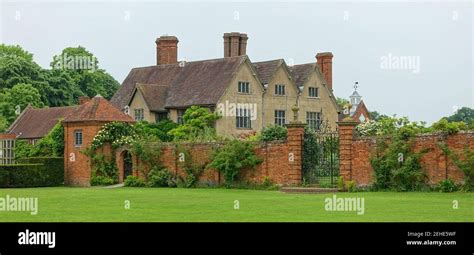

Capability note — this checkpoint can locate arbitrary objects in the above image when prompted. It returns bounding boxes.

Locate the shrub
[91,176,115,186]
[347,180,357,192]
[208,140,263,186]
[134,120,178,142]
[124,176,146,187]
[337,176,345,190]
[168,106,220,141]
[148,167,174,187]
[260,125,287,142]
[184,174,197,188]
[370,133,429,191]
[0,157,64,187]
[438,143,474,190]
[432,118,467,135]
[437,179,458,193]
[262,176,273,188]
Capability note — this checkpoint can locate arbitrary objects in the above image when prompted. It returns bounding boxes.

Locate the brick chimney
[316,52,334,92]
[156,36,179,65]
[79,96,90,105]
[223,32,248,57]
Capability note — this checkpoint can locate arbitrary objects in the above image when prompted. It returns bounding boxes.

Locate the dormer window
[238,81,250,93]
[275,84,285,95]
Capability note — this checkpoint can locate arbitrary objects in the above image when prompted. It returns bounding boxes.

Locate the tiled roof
[252,59,282,84]
[135,84,168,112]
[288,63,315,87]
[63,96,134,123]
[165,56,246,107]
[8,105,77,139]
[111,55,247,109]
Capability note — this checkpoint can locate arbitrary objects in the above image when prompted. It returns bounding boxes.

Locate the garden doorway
[123,150,133,181]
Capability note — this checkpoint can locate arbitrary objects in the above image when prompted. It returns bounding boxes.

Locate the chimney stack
[156,36,179,65]
[223,32,248,57]
[316,52,334,92]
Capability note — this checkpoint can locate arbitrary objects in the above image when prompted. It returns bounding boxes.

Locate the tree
[336,97,349,110]
[446,107,474,125]
[370,110,389,122]
[168,106,221,141]
[0,83,44,124]
[0,44,33,61]
[50,46,119,100]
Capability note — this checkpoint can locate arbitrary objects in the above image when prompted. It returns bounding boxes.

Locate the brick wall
[118,140,294,186]
[338,119,473,186]
[63,121,105,187]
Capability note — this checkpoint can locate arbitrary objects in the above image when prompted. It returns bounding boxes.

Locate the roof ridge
[131,55,247,71]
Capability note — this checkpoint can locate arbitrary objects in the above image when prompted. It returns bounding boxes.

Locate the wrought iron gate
[302,125,339,187]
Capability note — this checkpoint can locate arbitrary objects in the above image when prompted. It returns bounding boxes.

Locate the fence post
[336,118,359,183]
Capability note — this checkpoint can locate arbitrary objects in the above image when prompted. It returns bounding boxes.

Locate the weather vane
[354,81,358,91]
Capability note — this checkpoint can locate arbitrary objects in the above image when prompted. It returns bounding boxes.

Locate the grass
[0,187,472,222]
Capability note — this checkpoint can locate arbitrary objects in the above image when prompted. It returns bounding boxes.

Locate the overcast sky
[1,0,472,124]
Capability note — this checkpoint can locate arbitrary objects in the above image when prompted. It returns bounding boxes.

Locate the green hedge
[0,157,64,188]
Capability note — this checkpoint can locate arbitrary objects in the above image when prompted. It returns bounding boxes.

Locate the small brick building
[62,95,134,186]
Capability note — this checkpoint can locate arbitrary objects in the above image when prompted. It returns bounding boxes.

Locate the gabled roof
[111,55,247,109]
[288,63,316,87]
[352,100,370,122]
[131,84,168,112]
[252,59,283,84]
[350,90,361,97]
[8,105,77,139]
[63,96,134,123]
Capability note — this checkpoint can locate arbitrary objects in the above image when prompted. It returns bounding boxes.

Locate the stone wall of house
[338,120,473,186]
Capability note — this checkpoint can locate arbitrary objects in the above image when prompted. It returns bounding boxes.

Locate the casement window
[308,87,319,98]
[134,108,144,121]
[177,109,186,124]
[275,84,285,95]
[155,112,168,123]
[238,81,250,93]
[0,139,15,165]
[274,110,286,126]
[306,112,322,130]
[74,130,83,147]
[236,108,252,129]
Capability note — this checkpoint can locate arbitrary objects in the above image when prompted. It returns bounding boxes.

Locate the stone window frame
[308,87,319,98]
[274,110,286,126]
[236,107,252,129]
[177,109,186,124]
[274,84,286,96]
[155,112,168,123]
[134,108,144,121]
[306,111,322,130]
[237,81,250,94]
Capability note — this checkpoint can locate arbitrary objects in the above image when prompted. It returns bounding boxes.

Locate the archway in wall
[116,149,134,183]
[123,150,133,182]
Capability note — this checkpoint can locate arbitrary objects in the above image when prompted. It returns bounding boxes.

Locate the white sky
[1,0,472,124]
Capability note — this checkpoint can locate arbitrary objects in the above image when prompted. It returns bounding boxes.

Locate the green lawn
[0,187,472,222]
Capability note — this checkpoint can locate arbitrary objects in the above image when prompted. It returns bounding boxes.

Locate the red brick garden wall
[125,141,293,186]
[339,119,473,186]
